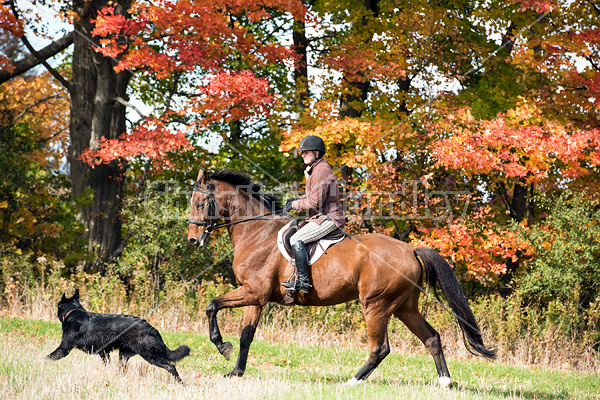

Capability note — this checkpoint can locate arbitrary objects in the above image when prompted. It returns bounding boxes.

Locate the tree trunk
[338,0,378,118]
[337,0,379,203]
[293,11,309,111]
[499,179,527,297]
[68,0,132,267]
[497,15,545,296]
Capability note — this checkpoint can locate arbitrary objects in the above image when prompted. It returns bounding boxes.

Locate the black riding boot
[282,241,311,293]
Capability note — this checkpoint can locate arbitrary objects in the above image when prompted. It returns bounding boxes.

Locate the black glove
[284,198,298,212]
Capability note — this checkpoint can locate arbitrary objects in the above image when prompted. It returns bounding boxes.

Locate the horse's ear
[60,293,66,302]
[197,168,206,184]
[73,288,80,301]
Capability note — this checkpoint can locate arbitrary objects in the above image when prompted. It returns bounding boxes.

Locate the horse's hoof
[220,342,233,361]
[438,376,452,388]
[224,369,244,378]
[344,377,364,386]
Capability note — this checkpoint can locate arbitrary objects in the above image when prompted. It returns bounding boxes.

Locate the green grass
[0,316,598,399]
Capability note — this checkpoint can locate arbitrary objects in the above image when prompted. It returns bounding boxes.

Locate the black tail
[415,247,497,360]
[167,345,191,362]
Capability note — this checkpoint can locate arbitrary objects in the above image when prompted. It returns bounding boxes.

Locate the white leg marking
[438,376,452,388]
[344,377,364,386]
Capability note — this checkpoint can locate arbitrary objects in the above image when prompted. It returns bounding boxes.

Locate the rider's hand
[284,198,297,212]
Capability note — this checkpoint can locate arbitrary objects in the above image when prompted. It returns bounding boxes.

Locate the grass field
[1,316,599,400]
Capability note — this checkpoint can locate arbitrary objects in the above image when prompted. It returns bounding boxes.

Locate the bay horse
[187,169,496,387]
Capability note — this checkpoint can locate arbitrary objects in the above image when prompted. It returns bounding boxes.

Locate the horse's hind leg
[394,301,452,388]
[346,304,391,385]
[225,305,263,378]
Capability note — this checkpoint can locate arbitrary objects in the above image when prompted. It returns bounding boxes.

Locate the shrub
[517,190,600,311]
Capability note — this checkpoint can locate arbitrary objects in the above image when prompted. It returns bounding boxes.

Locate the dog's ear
[60,293,66,302]
[73,288,80,301]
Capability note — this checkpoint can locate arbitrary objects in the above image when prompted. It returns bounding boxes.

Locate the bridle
[188,179,279,246]
[188,182,219,228]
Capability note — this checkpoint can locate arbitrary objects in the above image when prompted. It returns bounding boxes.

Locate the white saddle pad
[276,221,345,266]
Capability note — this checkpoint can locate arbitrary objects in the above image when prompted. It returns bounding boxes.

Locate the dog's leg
[46,343,73,361]
[141,356,183,384]
[118,349,135,371]
[98,350,110,364]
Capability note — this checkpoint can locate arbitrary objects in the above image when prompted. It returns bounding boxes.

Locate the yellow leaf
[0,201,7,209]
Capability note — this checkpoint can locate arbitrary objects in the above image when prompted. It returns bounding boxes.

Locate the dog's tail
[167,345,190,362]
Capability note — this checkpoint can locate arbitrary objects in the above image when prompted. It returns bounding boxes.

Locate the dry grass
[0,336,296,400]
[2,316,600,400]
[0,333,504,400]
[2,290,600,400]
[3,286,600,377]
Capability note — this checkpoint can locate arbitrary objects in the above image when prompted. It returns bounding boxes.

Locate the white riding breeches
[289,218,339,246]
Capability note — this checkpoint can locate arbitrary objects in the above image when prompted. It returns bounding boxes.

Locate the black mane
[208,170,283,213]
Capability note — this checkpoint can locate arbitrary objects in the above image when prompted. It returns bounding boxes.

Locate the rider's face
[300,151,315,165]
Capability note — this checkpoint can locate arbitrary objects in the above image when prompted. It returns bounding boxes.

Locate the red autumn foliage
[90,1,304,78]
[191,71,274,126]
[80,117,192,169]
[410,208,532,280]
[431,102,600,184]
[511,0,556,13]
[81,0,299,168]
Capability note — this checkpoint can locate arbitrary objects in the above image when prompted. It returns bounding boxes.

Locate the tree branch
[588,0,600,16]
[0,229,41,256]
[496,182,512,213]
[18,33,71,91]
[0,32,74,84]
[13,95,70,124]
[114,96,147,119]
[5,0,71,90]
[163,70,181,115]
[584,55,599,72]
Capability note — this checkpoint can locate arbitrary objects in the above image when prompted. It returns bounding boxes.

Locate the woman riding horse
[188,149,496,387]
[282,135,344,294]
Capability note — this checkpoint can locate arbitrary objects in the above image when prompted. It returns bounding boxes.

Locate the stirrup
[281,273,297,290]
[281,279,311,293]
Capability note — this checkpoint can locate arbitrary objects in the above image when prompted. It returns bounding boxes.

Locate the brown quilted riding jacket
[291,157,345,228]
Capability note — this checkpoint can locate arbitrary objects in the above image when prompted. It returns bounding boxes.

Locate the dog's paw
[45,352,63,361]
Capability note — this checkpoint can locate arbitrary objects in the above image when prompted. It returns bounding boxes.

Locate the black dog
[46,289,190,383]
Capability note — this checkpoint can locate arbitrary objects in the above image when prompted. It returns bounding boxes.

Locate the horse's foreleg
[225,305,263,378]
[346,306,391,385]
[206,298,234,360]
[206,285,262,361]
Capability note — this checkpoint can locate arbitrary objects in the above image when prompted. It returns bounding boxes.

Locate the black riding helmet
[297,135,326,156]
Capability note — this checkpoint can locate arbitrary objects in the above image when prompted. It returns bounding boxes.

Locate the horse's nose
[189,237,199,246]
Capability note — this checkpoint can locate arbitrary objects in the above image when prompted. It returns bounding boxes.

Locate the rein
[189,211,277,229]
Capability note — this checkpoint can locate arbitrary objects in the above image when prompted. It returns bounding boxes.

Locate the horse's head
[188,169,221,247]
[188,169,285,247]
